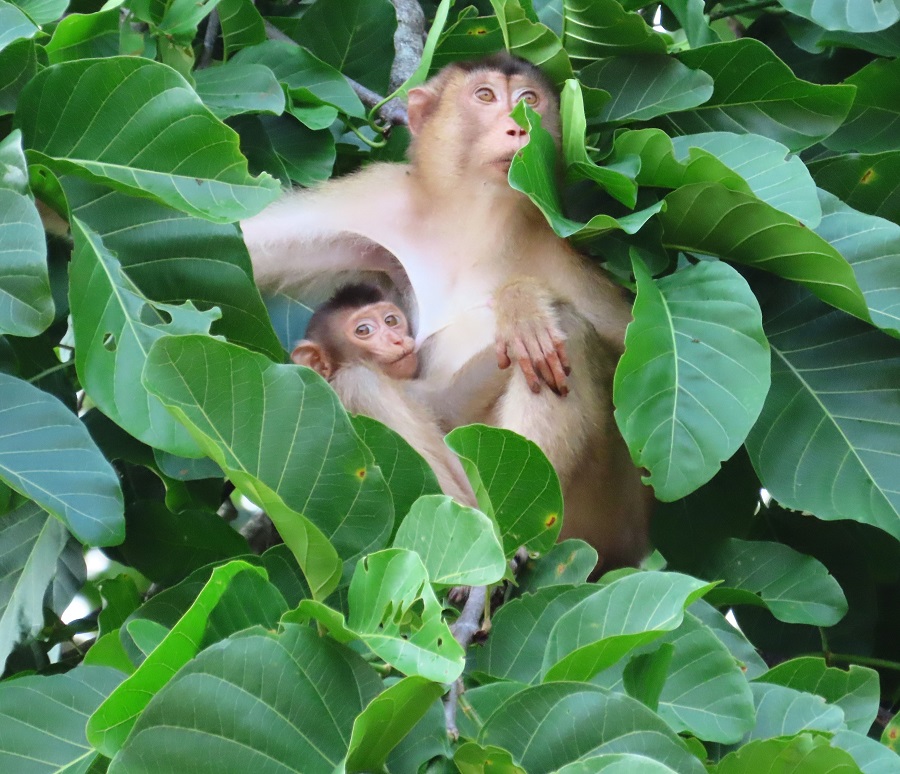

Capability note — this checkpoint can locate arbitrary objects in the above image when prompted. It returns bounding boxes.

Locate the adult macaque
[243,53,652,568]
[292,283,477,508]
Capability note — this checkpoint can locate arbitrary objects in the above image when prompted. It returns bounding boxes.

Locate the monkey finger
[495,340,512,370]
[544,350,569,397]
[515,340,541,392]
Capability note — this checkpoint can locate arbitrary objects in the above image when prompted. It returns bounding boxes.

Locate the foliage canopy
[1,0,900,771]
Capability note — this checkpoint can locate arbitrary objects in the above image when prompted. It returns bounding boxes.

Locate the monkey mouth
[391,349,415,364]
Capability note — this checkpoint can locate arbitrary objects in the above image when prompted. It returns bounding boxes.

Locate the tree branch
[444,585,487,739]
[389,0,426,92]
[198,10,220,69]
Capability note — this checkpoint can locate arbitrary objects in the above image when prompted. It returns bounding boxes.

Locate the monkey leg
[491,314,652,571]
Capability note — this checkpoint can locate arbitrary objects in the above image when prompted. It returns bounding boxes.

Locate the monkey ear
[291,340,333,379]
[407,86,440,136]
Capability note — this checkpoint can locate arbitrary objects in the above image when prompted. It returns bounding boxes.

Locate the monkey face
[344,302,418,380]
[454,71,558,180]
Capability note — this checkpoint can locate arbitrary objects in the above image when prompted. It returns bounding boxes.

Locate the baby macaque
[291,283,477,507]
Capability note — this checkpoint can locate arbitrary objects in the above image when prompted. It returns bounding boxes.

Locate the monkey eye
[475,87,495,103]
[520,90,539,105]
[384,313,401,327]
[354,323,375,338]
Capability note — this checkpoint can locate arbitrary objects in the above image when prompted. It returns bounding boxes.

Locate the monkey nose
[505,127,527,137]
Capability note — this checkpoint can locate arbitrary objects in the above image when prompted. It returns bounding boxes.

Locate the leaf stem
[827,652,900,672]
[27,360,75,383]
[709,0,780,21]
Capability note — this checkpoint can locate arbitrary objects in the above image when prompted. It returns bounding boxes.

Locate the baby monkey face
[344,301,418,380]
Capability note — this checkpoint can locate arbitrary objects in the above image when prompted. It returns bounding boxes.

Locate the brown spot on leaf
[861,168,876,184]
[545,513,558,527]
[467,27,489,35]
[356,468,366,479]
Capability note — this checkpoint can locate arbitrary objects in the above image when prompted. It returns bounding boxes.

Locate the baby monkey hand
[493,278,571,396]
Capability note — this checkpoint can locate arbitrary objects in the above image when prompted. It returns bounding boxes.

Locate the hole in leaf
[102,333,117,352]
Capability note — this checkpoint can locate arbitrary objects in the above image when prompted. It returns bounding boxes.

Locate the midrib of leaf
[771,342,898,521]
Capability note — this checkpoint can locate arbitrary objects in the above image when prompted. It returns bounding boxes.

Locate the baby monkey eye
[520,90,539,105]
[354,323,375,337]
[384,313,401,327]
[475,87,495,102]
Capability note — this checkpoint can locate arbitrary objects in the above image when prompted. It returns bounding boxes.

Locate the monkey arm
[240,165,413,293]
[330,365,478,508]
[493,277,571,396]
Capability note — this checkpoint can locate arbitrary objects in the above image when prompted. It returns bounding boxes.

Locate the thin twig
[444,585,487,739]
[198,10,220,69]
[709,0,779,21]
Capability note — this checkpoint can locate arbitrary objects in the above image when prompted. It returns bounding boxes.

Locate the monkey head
[406,53,561,187]
[292,284,418,381]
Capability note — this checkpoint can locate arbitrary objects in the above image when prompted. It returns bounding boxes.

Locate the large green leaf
[0,500,69,672]
[809,151,900,225]
[559,79,637,207]
[0,131,52,337]
[755,657,879,735]
[690,599,768,681]
[143,334,394,598]
[542,571,716,682]
[491,0,573,85]
[612,129,822,227]
[394,495,506,587]
[0,665,125,774]
[825,59,900,154]
[780,0,900,34]
[0,39,37,115]
[714,734,862,774]
[647,612,756,743]
[446,424,562,556]
[88,561,269,756]
[290,0,396,93]
[109,625,383,773]
[231,41,364,118]
[558,756,680,774]
[745,285,900,541]
[236,114,336,187]
[562,0,667,65]
[128,0,220,37]
[516,539,599,593]
[511,104,664,242]
[705,538,848,627]
[44,11,120,64]
[614,259,770,501]
[479,683,705,774]
[833,730,900,773]
[216,0,265,59]
[667,39,855,152]
[65,178,283,361]
[475,585,598,684]
[345,676,445,773]
[16,57,279,222]
[669,133,822,227]
[14,0,69,24]
[578,55,713,123]
[295,549,465,683]
[0,1,38,53]
[0,372,124,546]
[661,182,870,323]
[351,414,441,533]
[69,219,217,457]
[813,189,900,336]
[193,63,285,120]
[745,683,845,741]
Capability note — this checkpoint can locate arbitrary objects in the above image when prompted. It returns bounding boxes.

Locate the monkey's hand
[493,279,571,396]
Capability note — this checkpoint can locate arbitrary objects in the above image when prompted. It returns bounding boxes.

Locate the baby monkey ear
[291,340,333,380]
